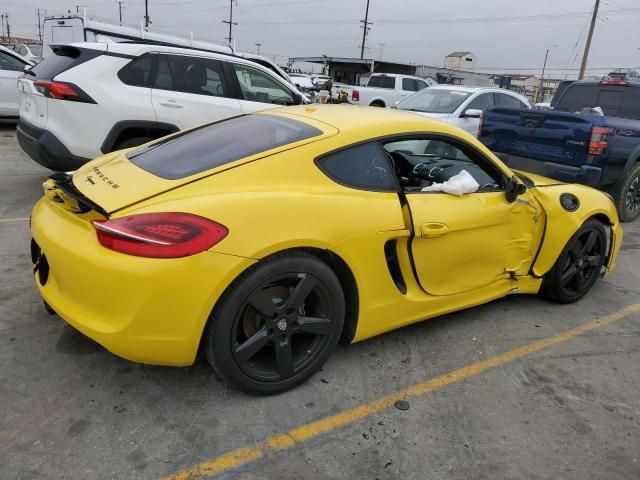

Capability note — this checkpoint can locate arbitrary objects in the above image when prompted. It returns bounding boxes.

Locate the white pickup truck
[334,73,429,107]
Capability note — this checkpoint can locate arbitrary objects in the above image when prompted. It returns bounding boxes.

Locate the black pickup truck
[479,80,640,222]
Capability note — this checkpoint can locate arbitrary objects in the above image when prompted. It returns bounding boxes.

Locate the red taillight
[34,80,95,103]
[91,213,228,258]
[588,126,615,156]
[352,90,360,102]
[599,80,629,86]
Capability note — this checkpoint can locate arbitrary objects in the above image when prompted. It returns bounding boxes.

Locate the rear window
[367,75,395,89]
[30,46,101,80]
[128,115,322,179]
[555,84,631,116]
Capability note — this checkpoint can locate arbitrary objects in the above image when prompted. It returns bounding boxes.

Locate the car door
[0,50,28,117]
[229,62,299,114]
[383,136,542,296]
[454,92,495,136]
[151,54,242,129]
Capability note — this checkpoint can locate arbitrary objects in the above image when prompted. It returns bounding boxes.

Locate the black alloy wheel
[625,175,640,217]
[543,219,607,303]
[614,164,640,222]
[205,252,344,395]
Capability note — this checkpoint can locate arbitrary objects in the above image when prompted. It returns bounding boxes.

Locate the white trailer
[42,15,293,85]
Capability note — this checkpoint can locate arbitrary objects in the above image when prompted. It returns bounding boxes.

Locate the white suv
[17,42,306,171]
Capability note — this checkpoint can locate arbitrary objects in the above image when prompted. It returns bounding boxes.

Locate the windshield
[396,89,471,114]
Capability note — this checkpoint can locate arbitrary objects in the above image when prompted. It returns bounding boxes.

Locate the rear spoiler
[45,172,109,217]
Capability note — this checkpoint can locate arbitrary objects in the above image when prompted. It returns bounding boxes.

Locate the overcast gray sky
[4,0,640,77]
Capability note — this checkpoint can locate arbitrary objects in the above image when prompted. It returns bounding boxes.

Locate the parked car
[395,85,532,136]
[339,73,429,107]
[31,105,621,394]
[14,43,43,63]
[0,45,33,118]
[16,42,306,171]
[479,79,640,222]
[311,74,331,86]
[289,73,315,91]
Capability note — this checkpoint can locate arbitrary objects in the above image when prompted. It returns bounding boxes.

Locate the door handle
[421,222,449,238]
[159,100,184,108]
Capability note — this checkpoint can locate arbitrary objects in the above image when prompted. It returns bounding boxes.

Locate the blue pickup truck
[479,80,640,222]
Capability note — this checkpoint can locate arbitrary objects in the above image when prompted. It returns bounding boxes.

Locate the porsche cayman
[30,105,623,394]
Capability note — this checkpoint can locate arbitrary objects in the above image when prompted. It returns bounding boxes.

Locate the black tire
[114,136,154,150]
[542,219,607,304]
[204,252,345,395]
[613,163,640,223]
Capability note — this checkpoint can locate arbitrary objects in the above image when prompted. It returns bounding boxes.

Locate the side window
[402,78,418,92]
[154,54,229,97]
[465,93,494,111]
[618,88,640,120]
[497,93,526,109]
[596,89,623,116]
[383,137,503,193]
[19,46,27,56]
[0,51,27,72]
[415,80,428,91]
[232,63,295,105]
[118,53,157,87]
[317,142,396,191]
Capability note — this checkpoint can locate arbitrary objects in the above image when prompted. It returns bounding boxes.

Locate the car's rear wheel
[614,163,640,222]
[542,219,607,303]
[205,252,345,395]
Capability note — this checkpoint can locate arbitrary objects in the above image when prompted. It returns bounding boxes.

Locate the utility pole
[144,0,151,29]
[579,0,600,80]
[222,0,237,46]
[1,14,5,45]
[36,9,43,43]
[359,0,371,60]
[5,12,10,45]
[254,42,261,54]
[117,1,123,25]
[378,42,385,61]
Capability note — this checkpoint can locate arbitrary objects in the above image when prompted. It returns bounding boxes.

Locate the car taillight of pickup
[478,80,640,222]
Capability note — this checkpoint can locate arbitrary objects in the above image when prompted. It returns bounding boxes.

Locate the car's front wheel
[542,219,607,303]
[205,252,345,395]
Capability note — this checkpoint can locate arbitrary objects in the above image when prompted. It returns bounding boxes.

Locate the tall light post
[378,42,385,61]
[539,44,557,103]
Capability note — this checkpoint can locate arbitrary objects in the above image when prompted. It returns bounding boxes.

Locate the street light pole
[539,45,557,103]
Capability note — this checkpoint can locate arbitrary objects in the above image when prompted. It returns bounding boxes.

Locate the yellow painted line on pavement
[0,217,29,224]
[165,303,640,480]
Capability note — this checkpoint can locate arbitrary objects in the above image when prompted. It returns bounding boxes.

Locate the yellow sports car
[31,105,622,394]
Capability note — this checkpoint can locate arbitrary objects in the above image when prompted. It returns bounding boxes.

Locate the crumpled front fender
[530,184,622,277]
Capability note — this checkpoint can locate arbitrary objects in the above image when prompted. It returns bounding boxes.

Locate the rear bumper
[30,197,255,366]
[497,153,603,188]
[17,119,89,171]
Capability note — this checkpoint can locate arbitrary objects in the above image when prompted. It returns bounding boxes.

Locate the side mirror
[293,92,304,105]
[505,175,527,203]
[461,108,483,118]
